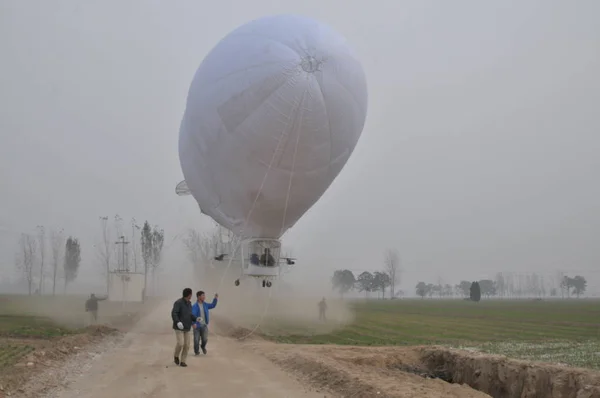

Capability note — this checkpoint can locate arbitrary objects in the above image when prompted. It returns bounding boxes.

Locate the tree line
[15,226,81,296]
[414,274,588,299]
[14,215,164,298]
[329,253,590,300]
[331,249,402,299]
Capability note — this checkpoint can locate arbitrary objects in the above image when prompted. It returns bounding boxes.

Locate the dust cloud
[217,283,354,337]
[169,258,355,338]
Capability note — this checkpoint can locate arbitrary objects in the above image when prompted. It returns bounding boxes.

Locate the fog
[1,0,599,297]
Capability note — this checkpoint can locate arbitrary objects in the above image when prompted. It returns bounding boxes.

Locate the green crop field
[0,294,84,339]
[0,314,73,339]
[0,342,35,369]
[262,299,600,369]
[0,296,76,372]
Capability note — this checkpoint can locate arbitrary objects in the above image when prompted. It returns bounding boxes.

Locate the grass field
[0,294,146,372]
[0,294,145,330]
[0,314,74,339]
[262,299,600,369]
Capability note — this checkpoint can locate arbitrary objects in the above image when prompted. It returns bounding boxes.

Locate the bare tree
[182,228,219,282]
[140,221,164,298]
[113,215,124,269]
[495,272,506,298]
[96,216,112,294]
[506,272,515,298]
[556,271,565,299]
[36,225,45,294]
[50,228,64,295]
[16,234,37,295]
[131,218,141,272]
[384,248,401,298]
[150,226,164,292]
[183,229,211,263]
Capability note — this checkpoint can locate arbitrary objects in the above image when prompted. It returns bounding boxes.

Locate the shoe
[180,362,188,367]
[174,357,180,365]
[194,352,199,356]
[201,347,207,355]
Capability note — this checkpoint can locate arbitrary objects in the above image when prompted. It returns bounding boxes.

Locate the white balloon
[179,14,368,239]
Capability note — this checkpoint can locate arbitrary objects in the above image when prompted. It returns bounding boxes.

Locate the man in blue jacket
[192,290,218,355]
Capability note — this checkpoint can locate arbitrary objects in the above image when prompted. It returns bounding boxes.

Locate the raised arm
[207,297,218,309]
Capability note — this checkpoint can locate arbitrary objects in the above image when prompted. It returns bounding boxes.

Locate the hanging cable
[234,88,309,341]
[211,77,308,340]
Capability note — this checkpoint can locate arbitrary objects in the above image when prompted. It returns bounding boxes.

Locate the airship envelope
[178,14,368,239]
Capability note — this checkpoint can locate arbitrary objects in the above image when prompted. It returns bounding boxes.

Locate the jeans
[193,324,208,354]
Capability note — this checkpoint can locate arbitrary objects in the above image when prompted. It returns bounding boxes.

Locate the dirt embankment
[421,347,600,398]
[0,299,156,397]
[0,326,119,397]
[259,344,487,398]
[249,343,600,398]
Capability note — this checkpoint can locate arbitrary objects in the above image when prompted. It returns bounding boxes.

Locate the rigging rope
[212,78,308,341]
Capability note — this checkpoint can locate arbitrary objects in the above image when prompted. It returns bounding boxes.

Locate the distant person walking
[85,293,107,325]
[192,291,218,355]
[171,288,196,367]
[318,297,327,321]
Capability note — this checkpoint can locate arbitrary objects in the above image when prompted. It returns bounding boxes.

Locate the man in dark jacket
[318,297,327,321]
[85,294,107,325]
[171,288,196,367]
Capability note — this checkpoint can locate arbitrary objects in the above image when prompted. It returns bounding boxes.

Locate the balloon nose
[300,56,321,73]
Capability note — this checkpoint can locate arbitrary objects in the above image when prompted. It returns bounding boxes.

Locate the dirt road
[46,302,321,398]
[17,300,492,398]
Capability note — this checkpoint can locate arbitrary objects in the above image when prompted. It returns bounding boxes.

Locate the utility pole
[115,235,130,309]
[115,236,130,272]
[99,216,110,296]
[131,219,140,273]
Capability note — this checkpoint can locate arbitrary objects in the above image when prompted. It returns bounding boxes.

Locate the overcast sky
[1,0,599,293]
